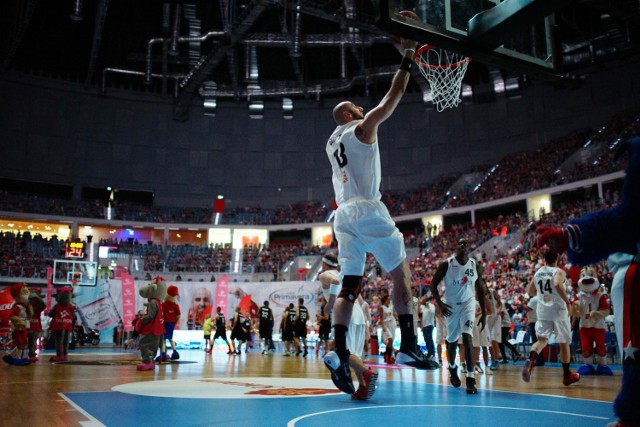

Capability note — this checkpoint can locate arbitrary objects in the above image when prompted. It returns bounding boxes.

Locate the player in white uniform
[486,283,503,370]
[434,302,448,367]
[323,11,436,396]
[430,238,486,395]
[380,294,397,364]
[471,299,491,374]
[420,296,436,361]
[318,253,378,400]
[522,250,580,386]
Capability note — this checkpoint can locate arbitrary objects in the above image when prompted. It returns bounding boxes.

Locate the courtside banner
[46,266,54,311]
[0,288,14,327]
[121,272,136,332]
[214,274,229,318]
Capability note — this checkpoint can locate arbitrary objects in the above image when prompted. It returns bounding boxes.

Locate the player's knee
[338,275,362,303]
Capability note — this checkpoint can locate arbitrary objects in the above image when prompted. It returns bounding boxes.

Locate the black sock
[398,314,415,351]
[333,325,348,359]
[562,362,571,375]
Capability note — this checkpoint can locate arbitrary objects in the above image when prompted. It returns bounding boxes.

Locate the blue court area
[62,376,616,427]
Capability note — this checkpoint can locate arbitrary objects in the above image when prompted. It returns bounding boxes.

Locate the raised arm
[355,12,419,144]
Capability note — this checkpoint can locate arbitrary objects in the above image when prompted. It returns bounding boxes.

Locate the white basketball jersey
[443,256,478,304]
[487,289,499,317]
[421,303,435,327]
[533,266,568,321]
[381,304,396,332]
[576,290,607,329]
[326,121,381,205]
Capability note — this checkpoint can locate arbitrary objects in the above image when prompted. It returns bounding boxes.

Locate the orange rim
[414,44,471,70]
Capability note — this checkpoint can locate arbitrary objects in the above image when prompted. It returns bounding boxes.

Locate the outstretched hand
[398,10,419,51]
[438,301,452,317]
[537,226,569,253]
[477,314,486,332]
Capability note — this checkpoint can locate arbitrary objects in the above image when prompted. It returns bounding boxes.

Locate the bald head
[332,101,363,125]
[332,101,351,125]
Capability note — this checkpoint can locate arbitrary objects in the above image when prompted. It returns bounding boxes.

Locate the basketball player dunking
[323,10,438,395]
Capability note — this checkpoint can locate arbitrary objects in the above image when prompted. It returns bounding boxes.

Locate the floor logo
[112,377,341,399]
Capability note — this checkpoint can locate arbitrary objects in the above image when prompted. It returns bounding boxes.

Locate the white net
[414,46,470,112]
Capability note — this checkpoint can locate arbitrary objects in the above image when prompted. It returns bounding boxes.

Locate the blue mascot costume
[538,137,640,427]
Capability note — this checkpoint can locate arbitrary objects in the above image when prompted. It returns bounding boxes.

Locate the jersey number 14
[538,279,553,294]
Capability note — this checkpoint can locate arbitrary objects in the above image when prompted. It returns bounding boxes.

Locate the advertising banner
[0,288,14,328]
[46,266,54,311]
[120,272,136,332]
[214,274,229,319]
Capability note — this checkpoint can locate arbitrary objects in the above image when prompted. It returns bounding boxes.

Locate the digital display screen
[65,241,85,259]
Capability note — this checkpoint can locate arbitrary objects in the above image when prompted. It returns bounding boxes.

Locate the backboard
[375,0,571,83]
[53,259,98,287]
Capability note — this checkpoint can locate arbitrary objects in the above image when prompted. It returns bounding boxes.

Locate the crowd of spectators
[447,110,638,208]
[0,231,64,279]
[0,110,636,341]
[0,196,618,344]
[357,193,616,337]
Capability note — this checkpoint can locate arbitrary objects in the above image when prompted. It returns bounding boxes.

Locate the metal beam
[84,0,109,87]
[173,0,273,121]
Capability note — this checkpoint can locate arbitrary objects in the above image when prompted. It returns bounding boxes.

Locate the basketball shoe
[521,359,532,382]
[351,369,379,401]
[324,350,356,394]
[448,365,462,387]
[562,372,580,386]
[396,348,439,370]
[466,377,477,394]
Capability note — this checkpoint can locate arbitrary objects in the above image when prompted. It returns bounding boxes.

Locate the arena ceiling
[1,0,639,121]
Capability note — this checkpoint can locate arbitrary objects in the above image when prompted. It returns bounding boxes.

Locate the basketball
[398,10,419,21]
[390,10,419,44]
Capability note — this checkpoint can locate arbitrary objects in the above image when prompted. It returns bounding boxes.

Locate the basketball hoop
[414,44,471,112]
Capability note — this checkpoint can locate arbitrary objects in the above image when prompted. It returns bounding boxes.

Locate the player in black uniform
[317,297,331,357]
[242,311,253,351]
[230,306,246,355]
[258,301,274,354]
[295,298,309,357]
[282,303,297,356]
[213,306,234,354]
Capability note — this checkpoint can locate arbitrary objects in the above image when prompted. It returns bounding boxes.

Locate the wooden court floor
[0,346,622,426]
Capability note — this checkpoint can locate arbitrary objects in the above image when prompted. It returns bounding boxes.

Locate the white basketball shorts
[445,298,475,343]
[334,198,405,276]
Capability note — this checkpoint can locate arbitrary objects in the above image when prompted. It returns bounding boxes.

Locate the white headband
[322,256,338,267]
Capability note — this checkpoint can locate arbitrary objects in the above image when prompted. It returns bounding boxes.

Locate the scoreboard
[65,241,85,259]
